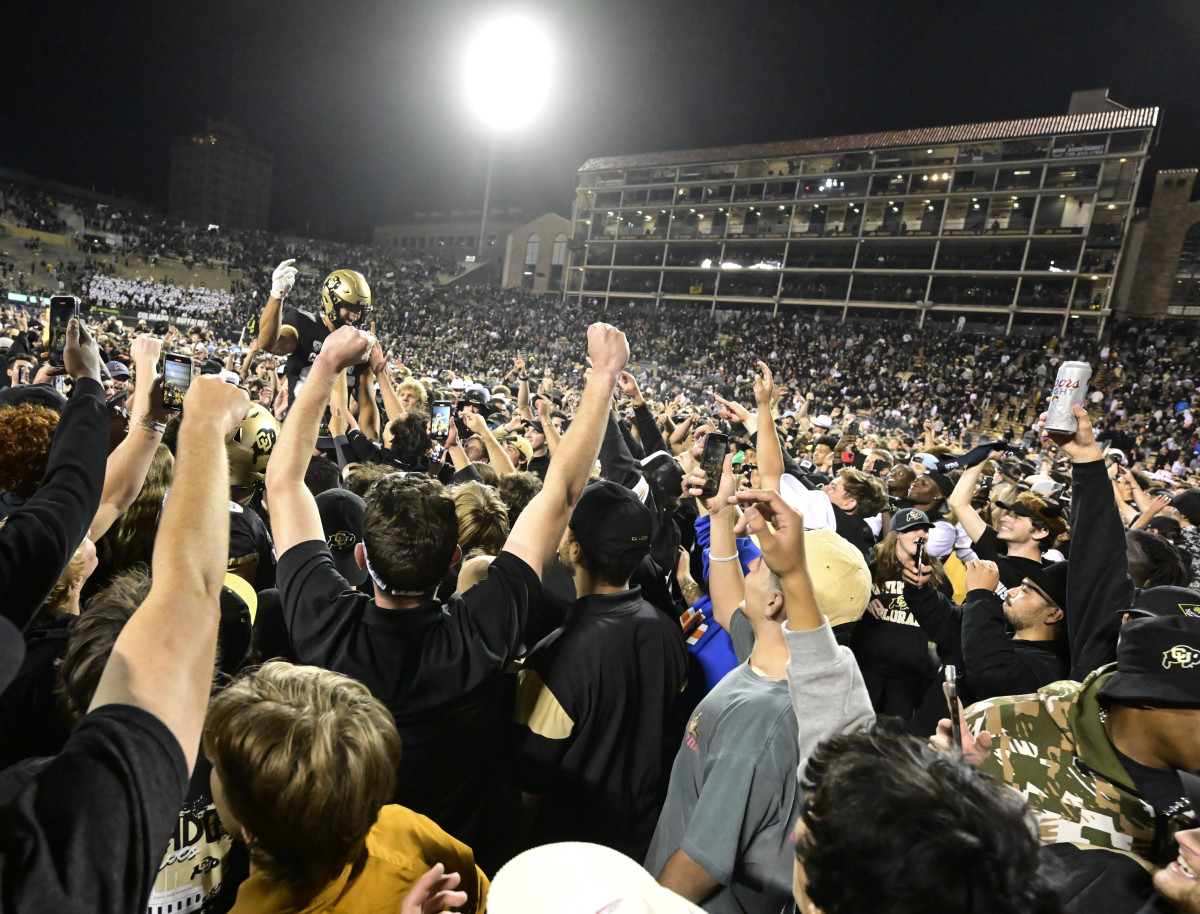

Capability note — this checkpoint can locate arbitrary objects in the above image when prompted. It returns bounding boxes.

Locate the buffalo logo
[1178,604,1200,619]
[191,856,219,878]
[1162,645,1200,670]
[327,530,357,550]
[905,509,924,523]
[251,427,276,463]
[324,275,344,303]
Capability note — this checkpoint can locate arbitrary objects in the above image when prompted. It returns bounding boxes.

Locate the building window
[525,234,540,265]
[551,234,567,265]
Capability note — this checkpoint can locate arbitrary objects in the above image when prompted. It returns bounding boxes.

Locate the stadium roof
[578,107,1160,173]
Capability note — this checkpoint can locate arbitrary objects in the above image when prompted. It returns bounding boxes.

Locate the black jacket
[905,583,1070,705]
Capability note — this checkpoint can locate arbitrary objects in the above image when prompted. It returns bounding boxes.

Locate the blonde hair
[452,480,510,556]
[43,542,87,619]
[396,377,427,410]
[106,444,174,573]
[202,662,402,893]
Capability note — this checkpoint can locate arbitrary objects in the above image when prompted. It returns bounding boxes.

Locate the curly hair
[798,724,1062,914]
[1126,530,1189,589]
[0,404,60,497]
[105,444,174,574]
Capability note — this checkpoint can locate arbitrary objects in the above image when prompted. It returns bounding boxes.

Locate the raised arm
[753,363,785,491]
[946,459,992,544]
[266,326,376,557]
[502,323,629,578]
[515,354,534,421]
[255,259,300,356]
[89,377,250,772]
[356,366,381,441]
[685,454,743,631]
[0,319,108,631]
[535,395,561,455]
[1048,404,1128,678]
[461,409,516,475]
[91,335,171,540]
[369,340,405,422]
[731,488,875,777]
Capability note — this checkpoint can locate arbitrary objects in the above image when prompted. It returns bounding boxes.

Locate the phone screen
[163,353,193,410]
[945,664,962,758]
[431,402,451,440]
[48,295,80,367]
[49,295,79,328]
[699,433,729,499]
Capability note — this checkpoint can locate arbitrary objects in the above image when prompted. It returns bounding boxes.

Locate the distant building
[502,213,572,292]
[1114,168,1200,320]
[168,120,272,230]
[566,89,1158,335]
[373,209,530,261]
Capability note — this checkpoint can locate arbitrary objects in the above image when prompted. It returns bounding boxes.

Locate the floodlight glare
[464,15,552,130]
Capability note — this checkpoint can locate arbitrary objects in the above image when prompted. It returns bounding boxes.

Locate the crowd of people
[3,191,1200,913]
[85,274,238,321]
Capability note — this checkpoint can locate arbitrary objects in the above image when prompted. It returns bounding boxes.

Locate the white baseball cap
[811,414,834,430]
[489,843,704,914]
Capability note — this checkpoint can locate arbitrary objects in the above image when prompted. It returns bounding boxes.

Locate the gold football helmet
[227,405,280,487]
[320,269,372,325]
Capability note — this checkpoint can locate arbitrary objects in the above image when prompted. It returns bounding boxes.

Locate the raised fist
[316,326,376,372]
[587,323,629,377]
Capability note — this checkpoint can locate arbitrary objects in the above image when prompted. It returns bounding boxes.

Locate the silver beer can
[1044,361,1092,434]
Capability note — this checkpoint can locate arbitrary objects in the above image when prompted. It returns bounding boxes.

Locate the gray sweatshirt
[784,621,877,785]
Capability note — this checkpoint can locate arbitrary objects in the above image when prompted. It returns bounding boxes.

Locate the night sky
[3,0,1198,240]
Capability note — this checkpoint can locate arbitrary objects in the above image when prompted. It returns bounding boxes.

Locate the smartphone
[699,432,729,499]
[945,664,963,758]
[48,295,80,368]
[430,400,452,441]
[162,352,194,411]
[17,365,29,385]
[913,536,926,580]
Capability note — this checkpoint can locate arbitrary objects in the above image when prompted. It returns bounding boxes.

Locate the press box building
[564,90,1158,335]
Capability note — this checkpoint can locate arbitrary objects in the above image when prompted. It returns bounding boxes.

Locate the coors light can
[1044,361,1092,434]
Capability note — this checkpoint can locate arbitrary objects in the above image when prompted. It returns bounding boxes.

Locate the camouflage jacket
[966,665,1195,867]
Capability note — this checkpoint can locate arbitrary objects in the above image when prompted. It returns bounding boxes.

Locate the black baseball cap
[640,451,684,501]
[924,471,955,500]
[892,507,933,533]
[1022,561,1069,611]
[317,488,369,586]
[568,480,652,565]
[1123,586,1200,621]
[218,573,257,676]
[1099,615,1200,706]
[1146,517,1182,539]
[1170,489,1200,526]
[462,389,489,409]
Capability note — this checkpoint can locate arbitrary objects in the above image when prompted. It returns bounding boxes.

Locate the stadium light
[464,15,553,262]
[464,15,552,131]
